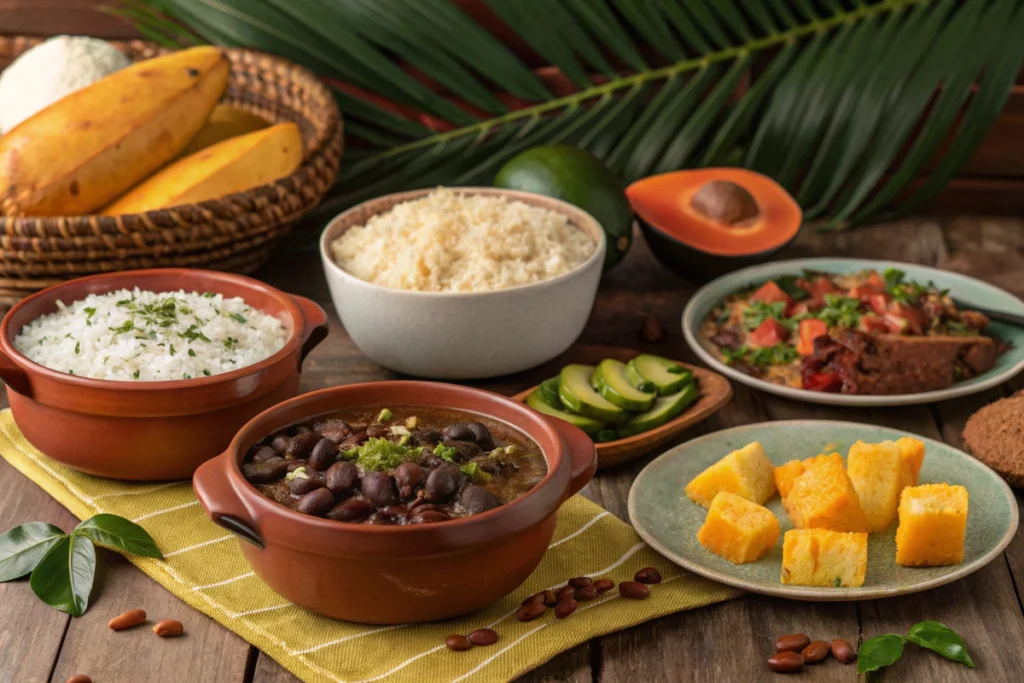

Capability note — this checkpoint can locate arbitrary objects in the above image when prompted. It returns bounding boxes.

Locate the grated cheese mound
[330,188,596,293]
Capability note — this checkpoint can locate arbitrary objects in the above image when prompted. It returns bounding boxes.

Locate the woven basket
[0,37,343,303]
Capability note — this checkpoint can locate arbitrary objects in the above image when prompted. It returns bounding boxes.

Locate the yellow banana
[0,46,229,216]
[177,104,269,158]
[102,122,303,214]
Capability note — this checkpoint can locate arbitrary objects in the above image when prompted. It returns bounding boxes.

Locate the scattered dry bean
[802,640,830,664]
[108,608,147,631]
[541,589,558,607]
[153,619,184,637]
[468,629,498,646]
[445,634,472,651]
[634,567,662,584]
[66,676,92,683]
[576,585,600,601]
[515,602,547,622]
[775,633,811,653]
[593,579,615,593]
[557,585,575,601]
[568,576,593,588]
[767,651,804,674]
[831,638,857,664]
[522,593,545,607]
[554,598,578,619]
[618,581,651,599]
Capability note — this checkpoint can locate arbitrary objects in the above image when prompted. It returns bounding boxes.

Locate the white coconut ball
[0,35,131,134]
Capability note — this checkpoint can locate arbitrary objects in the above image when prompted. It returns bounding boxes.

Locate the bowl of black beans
[193,380,597,623]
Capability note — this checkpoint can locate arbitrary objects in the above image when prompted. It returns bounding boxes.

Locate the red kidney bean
[541,590,558,607]
[830,638,857,664]
[312,418,351,441]
[424,468,460,503]
[617,581,650,599]
[568,576,593,588]
[326,499,373,523]
[361,472,399,506]
[396,461,425,489]
[459,485,501,514]
[522,593,545,607]
[241,460,290,484]
[468,629,498,646]
[445,634,471,651]
[634,567,662,584]
[288,471,326,496]
[295,425,313,434]
[801,641,830,664]
[593,579,615,593]
[251,446,279,463]
[287,431,321,458]
[408,510,450,524]
[271,434,291,454]
[515,602,547,622]
[338,430,368,450]
[576,585,600,601]
[325,461,359,494]
[441,438,481,461]
[285,460,308,473]
[376,505,407,521]
[554,599,577,619]
[466,422,495,450]
[442,423,476,442]
[556,586,575,601]
[365,423,390,438]
[767,651,804,674]
[775,634,811,653]
[308,438,339,471]
[295,488,334,517]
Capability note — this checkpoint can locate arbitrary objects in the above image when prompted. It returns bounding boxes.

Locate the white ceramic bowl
[320,187,606,379]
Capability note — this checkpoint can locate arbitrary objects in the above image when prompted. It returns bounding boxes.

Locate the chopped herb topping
[229,312,247,324]
[202,369,211,376]
[132,370,140,380]
[188,348,196,357]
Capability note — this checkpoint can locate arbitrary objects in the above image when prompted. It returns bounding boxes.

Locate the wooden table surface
[2,215,1023,683]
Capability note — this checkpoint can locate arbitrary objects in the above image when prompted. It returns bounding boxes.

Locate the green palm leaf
[129,0,1024,229]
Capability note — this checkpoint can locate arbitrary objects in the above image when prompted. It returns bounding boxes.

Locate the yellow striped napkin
[0,409,739,683]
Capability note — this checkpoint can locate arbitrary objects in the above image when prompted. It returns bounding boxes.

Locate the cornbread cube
[895,484,968,567]
[895,436,926,486]
[781,529,868,587]
[847,441,912,533]
[783,459,868,532]
[685,442,776,508]
[774,453,844,499]
[697,492,780,565]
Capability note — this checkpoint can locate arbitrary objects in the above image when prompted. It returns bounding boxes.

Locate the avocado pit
[690,180,760,226]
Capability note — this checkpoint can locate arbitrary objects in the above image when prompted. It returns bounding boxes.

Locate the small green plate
[627,421,1019,601]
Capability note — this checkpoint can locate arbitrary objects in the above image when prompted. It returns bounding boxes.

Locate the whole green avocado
[494,145,633,270]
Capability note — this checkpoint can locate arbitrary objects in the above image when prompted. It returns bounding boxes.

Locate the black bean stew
[241,407,548,525]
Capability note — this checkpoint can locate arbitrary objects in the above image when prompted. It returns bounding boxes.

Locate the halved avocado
[558,364,626,422]
[626,168,802,284]
[617,383,699,438]
[526,389,605,436]
[627,354,694,396]
[591,359,656,412]
[538,376,562,408]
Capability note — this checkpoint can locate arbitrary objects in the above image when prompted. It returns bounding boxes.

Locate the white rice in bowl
[330,188,596,293]
[13,288,289,381]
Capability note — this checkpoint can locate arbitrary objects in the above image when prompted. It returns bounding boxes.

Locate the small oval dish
[682,258,1024,406]
[193,380,597,624]
[0,269,328,480]
[628,420,1018,601]
[320,187,606,380]
[513,345,732,469]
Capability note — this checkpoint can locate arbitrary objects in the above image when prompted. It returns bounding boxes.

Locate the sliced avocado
[559,364,626,422]
[526,389,605,436]
[617,383,699,438]
[627,354,695,396]
[591,359,656,412]
[538,376,562,408]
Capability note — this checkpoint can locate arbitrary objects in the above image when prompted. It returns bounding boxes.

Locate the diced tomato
[848,284,884,300]
[796,319,828,356]
[804,277,838,297]
[750,318,790,348]
[788,301,811,317]
[868,293,891,315]
[751,281,792,307]
[802,370,842,392]
[862,270,886,290]
[886,301,926,334]
[858,315,889,334]
[883,314,912,335]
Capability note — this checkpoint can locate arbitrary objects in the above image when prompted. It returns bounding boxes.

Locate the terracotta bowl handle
[192,457,264,548]
[543,416,598,502]
[0,348,31,397]
[290,294,329,363]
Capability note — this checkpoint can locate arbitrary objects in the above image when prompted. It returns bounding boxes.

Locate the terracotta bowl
[0,269,328,481]
[192,380,597,624]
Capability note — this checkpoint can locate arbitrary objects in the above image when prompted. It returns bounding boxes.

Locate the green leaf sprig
[859,620,975,674]
[0,514,162,617]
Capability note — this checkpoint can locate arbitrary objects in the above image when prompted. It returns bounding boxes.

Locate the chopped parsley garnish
[183,373,192,379]
[83,307,96,324]
[223,337,239,350]
[883,268,905,288]
[202,369,211,376]
[229,312,247,324]
[132,370,140,379]
[74,342,80,355]
[723,344,799,368]
[817,295,862,329]
[109,319,135,334]
[202,292,215,298]
[776,275,810,301]
[169,344,176,356]
[743,300,789,331]
[182,325,211,343]
[434,443,459,462]
[188,348,196,357]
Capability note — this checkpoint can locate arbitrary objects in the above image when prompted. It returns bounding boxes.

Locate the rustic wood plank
[49,552,251,683]
[0,455,76,683]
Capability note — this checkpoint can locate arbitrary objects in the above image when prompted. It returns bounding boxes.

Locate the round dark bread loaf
[962,394,1024,488]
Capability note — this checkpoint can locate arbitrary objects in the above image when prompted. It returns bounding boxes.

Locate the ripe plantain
[177,104,269,158]
[0,46,229,217]
[102,123,303,214]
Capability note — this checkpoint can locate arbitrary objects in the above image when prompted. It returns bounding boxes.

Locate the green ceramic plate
[682,258,1024,406]
[627,421,1019,601]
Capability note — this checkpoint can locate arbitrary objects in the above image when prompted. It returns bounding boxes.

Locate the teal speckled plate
[682,258,1024,406]
[627,421,1019,601]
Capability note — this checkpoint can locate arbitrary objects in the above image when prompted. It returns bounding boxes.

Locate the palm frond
[129,0,1024,229]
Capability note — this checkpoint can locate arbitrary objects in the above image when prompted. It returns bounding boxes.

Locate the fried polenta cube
[685,442,776,508]
[774,453,844,499]
[781,529,868,587]
[895,484,968,567]
[783,459,868,532]
[697,492,780,565]
[847,440,912,533]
